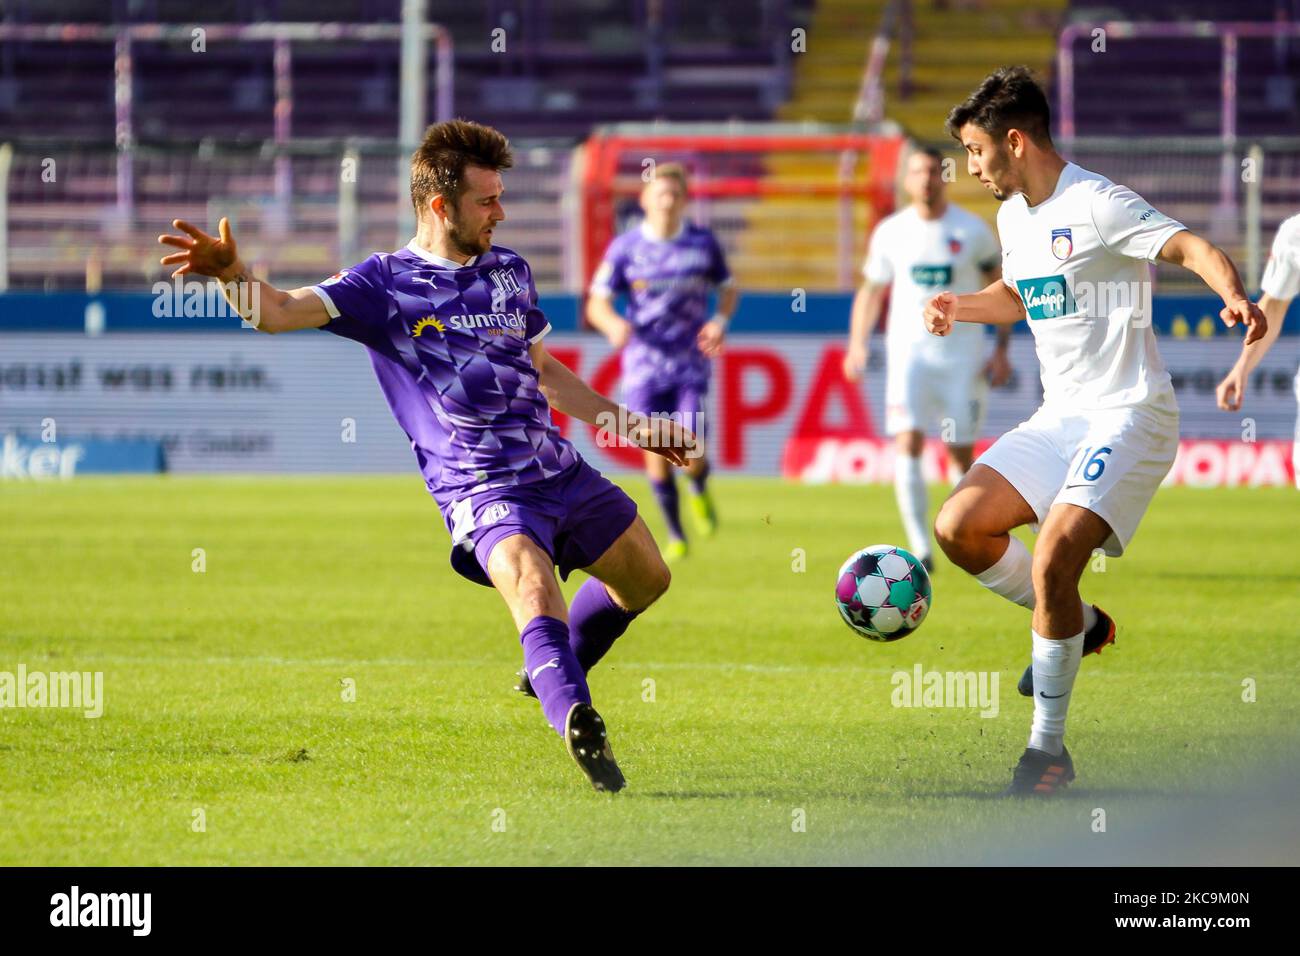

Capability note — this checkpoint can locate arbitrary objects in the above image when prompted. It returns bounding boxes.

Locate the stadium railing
[0,139,575,294]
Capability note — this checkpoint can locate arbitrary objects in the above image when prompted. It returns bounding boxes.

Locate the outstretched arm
[157,218,330,334]
[924,279,1025,336]
[1216,294,1291,411]
[980,265,1014,386]
[530,342,694,466]
[585,291,633,348]
[842,281,887,382]
[697,282,739,358]
[1157,230,1266,345]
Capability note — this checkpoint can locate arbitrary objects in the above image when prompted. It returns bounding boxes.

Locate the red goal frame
[578,130,905,290]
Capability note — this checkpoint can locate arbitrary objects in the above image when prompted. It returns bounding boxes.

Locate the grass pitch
[2,475,1297,865]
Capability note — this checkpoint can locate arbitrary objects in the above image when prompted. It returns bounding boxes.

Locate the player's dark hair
[410,119,514,216]
[945,66,1053,147]
[915,146,945,164]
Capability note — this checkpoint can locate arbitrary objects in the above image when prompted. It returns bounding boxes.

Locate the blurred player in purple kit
[158,120,696,793]
[586,163,739,561]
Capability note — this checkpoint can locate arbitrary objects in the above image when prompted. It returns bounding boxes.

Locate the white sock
[946,458,967,485]
[974,538,1101,629]
[974,536,1036,609]
[1027,630,1084,756]
[893,454,930,559]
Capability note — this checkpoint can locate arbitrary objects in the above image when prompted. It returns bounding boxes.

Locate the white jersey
[864,204,1000,364]
[997,162,1186,413]
[1261,213,1300,302]
[1260,213,1300,412]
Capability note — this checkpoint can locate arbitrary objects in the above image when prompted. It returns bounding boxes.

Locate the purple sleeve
[523,262,552,344]
[310,254,392,347]
[707,233,732,286]
[589,241,629,296]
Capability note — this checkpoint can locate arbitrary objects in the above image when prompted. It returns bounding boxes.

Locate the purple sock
[569,577,640,673]
[689,462,710,496]
[520,615,590,735]
[650,476,685,541]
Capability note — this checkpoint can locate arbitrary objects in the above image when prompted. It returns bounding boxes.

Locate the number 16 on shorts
[1070,445,1113,486]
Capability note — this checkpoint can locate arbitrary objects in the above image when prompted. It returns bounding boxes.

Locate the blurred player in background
[158,119,698,794]
[1216,212,1299,487]
[587,163,738,562]
[926,67,1266,796]
[843,146,1011,571]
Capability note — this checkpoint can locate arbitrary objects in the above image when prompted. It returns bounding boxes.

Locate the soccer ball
[834,545,932,642]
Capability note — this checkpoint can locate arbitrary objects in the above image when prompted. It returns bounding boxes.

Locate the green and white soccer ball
[834,544,932,642]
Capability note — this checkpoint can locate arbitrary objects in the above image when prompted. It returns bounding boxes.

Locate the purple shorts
[441,457,639,588]
[623,380,708,441]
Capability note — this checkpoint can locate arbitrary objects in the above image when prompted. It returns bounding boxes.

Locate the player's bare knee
[933,502,971,560]
[515,576,560,620]
[518,593,552,621]
[629,556,671,612]
[651,558,671,601]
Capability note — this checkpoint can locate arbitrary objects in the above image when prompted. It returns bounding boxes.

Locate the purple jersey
[590,221,731,390]
[311,241,579,508]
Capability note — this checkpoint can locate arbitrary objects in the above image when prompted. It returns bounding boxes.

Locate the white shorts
[885,355,988,444]
[976,402,1180,556]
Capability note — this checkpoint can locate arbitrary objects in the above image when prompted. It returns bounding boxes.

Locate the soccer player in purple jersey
[586,163,739,562]
[158,120,696,793]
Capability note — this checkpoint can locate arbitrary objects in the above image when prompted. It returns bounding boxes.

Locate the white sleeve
[995,209,1016,290]
[1090,182,1186,261]
[974,220,1001,272]
[862,220,894,285]
[1260,220,1300,301]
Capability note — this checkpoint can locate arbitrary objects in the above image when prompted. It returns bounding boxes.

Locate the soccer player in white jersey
[924,68,1266,796]
[1215,213,1300,487]
[843,147,1011,570]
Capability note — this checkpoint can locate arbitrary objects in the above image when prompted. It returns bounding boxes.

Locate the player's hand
[842,342,869,383]
[1216,363,1248,412]
[158,218,239,280]
[627,412,697,467]
[605,319,633,349]
[984,347,1012,387]
[1219,297,1268,345]
[924,291,957,336]
[697,320,726,357]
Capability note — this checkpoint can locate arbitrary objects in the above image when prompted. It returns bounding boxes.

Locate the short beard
[446,214,489,257]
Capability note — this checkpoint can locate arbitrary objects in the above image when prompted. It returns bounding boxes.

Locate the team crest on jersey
[948,237,962,254]
[1051,228,1073,260]
[488,268,525,298]
[321,271,348,286]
